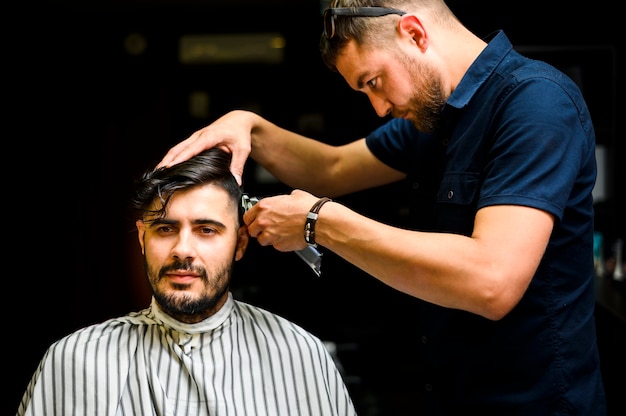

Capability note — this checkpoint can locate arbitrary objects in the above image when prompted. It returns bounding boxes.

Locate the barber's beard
[403,57,447,134]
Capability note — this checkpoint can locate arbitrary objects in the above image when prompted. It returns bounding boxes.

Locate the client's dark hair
[131,148,243,224]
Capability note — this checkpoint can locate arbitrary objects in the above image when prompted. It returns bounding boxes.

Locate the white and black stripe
[17,294,357,416]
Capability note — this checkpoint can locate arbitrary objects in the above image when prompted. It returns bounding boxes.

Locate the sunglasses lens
[323,10,334,39]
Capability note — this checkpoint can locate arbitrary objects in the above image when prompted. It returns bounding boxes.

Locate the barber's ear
[136,219,146,255]
[235,225,249,261]
[399,14,428,50]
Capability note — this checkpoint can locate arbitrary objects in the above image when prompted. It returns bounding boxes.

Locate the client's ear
[136,219,146,255]
[235,225,249,261]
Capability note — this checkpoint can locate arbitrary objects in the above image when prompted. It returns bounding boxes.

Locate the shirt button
[412,181,419,190]
[447,190,454,199]
[421,336,428,344]
[425,383,433,392]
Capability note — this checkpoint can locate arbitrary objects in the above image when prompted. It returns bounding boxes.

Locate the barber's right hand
[244,190,320,252]
[156,110,255,186]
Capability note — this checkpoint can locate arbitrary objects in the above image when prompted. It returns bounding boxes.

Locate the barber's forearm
[250,119,340,194]
[313,201,525,320]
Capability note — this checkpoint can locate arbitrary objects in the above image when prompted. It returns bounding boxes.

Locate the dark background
[8,1,623,415]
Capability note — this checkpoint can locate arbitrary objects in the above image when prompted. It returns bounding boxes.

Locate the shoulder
[46,309,154,353]
[232,300,324,343]
[471,32,588,116]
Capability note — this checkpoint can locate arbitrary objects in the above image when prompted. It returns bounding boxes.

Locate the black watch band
[304,197,332,246]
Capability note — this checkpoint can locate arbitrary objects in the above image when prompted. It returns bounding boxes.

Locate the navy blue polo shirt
[366,31,606,415]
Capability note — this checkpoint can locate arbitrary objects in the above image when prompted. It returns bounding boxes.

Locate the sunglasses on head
[323,7,407,39]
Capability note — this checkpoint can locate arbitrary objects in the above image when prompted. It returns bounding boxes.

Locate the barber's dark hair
[320,0,406,70]
[320,0,454,71]
[131,148,243,224]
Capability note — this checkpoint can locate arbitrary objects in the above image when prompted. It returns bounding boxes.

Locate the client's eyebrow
[154,217,229,230]
[191,218,227,229]
[146,217,176,227]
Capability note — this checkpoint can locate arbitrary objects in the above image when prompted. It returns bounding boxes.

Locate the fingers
[229,153,247,187]
[156,133,202,169]
[156,130,249,187]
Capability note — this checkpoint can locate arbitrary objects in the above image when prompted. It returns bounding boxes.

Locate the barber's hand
[244,190,320,252]
[156,110,255,186]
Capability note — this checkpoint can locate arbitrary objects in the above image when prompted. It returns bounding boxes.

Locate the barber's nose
[369,95,392,118]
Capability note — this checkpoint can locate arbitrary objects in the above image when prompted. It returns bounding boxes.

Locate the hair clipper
[241,194,323,277]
